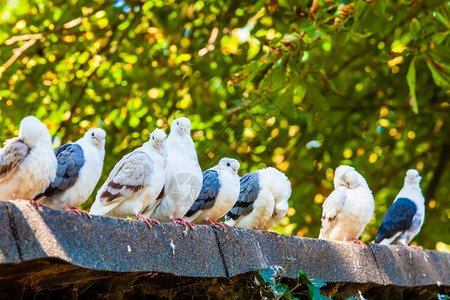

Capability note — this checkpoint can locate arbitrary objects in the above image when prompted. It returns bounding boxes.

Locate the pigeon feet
[171,217,195,230]
[137,214,159,229]
[406,244,422,250]
[353,238,367,249]
[13,194,45,210]
[63,205,92,218]
[206,219,229,227]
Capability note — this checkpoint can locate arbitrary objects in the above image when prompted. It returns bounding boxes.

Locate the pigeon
[319,165,374,248]
[90,128,167,229]
[145,117,202,228]
[36,128,106,216]
[225,167,292,230]
[0,116,57,202]
[375,169,425,246]
[184,158,240,226]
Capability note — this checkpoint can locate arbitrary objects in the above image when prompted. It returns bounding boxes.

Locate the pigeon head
[86,128,106,148]
[149,128,167,150]
[334,165,359,189]
[405,169,421,185]
[171,117,191,136]
[218,157,240,174]
[19,116,51,148]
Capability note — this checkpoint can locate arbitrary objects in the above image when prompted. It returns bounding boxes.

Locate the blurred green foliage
[0,0,448,250]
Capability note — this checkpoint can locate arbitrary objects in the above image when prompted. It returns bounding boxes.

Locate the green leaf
[434,11,449,28]
[296,270,312,285]
[129,116,140,128]
[410,17,421,39]
[308,285,332,300]
[430,32,449,45]
[349,30,373,39]
[425,55,450,88]
[310,279,327,288]
[272,283,289,296]
[406,57,418,114]
[308,88,330,111]
[258,268,276,285]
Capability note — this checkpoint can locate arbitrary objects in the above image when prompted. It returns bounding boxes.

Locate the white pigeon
[145,117,202,228]
[0,116,57,202]
[376,169,425,246]
[184,158,240,226]
[90,128,167,229]
[225,167,292,230]
[319,165,374,248]
[36,128,106,216]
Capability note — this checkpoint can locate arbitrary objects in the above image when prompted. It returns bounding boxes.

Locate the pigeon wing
[0,138,29,184]
[185,169,220,217]
[375,197,417,243]
[319,188,347,238]
[41,143,85,197]
[98,151,154,205]
[226,172,260,221]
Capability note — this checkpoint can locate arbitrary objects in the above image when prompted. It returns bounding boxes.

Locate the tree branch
[425,139,449,200]
[52,7,143,137]
[0,36,42,74]
[328,103,450,112]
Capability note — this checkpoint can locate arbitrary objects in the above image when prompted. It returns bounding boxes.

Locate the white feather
[40,128,106,209]
[0,116,57,201]
[226,167,291,230]
[378,169,425,245]
[90,128,167,218]
[184,158,240,223]
[319,165,374,241]
[148,118,202,221]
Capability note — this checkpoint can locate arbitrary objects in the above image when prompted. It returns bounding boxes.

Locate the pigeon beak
[233,168,238,173]
[180,128,186,134]
[96,137,103,144]
[156,142,163,148]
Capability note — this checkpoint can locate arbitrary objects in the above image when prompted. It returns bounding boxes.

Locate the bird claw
[148,218,160,225]
[353,238,367,249]
[206,219,229,227]
[406,244,422,250]
[63,205,92,218]
[136,214,154,229]
[172,218,194,230]
[13,195,45,211]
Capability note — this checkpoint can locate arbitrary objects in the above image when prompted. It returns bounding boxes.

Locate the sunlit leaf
[406,57,418,114]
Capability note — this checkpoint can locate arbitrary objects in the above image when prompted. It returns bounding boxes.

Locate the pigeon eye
[177,122,179,125]
[152,136,154,140]
[227,163,230,167]
[91,132,94,137]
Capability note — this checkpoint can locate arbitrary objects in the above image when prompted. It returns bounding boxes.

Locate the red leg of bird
[63,205,92,218]
[266,230,279,235]
[206,218,229,227]
[175,218,195,230]
[407,244,422,250]
[13,194,45,210]
[136,214,153,229]
[353,238,367,249]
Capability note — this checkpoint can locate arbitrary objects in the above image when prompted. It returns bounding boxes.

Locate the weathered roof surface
[0,200,449,297]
